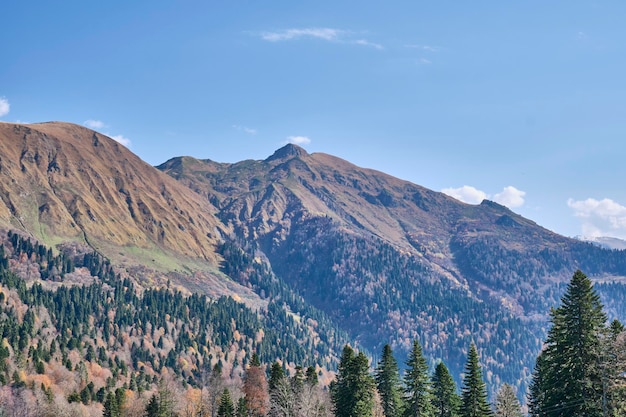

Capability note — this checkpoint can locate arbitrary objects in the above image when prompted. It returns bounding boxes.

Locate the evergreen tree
[431,362,460,417]
[103,391,120,417]
[305,365,319,386]
[493,384,522,417]
[269,373,295,417]
[459,344,492,417]
[608,325,626,417]
[332,345,376,417]
[527,353,546,417]
[217,388,235,417]
[375,344,404,417]
[291,366,305,394]
[145,393,159,417]
[236,397,248,417]
[404,339,432,417]
[529,270,607,417]
[269,362,285,391]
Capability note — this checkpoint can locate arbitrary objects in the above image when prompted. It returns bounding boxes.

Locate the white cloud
[233,124,257,135]
[260,28,343,42]
[0,97,10,117]
[354,39,384,50]
[109,134,131,148]
[286,136,311,146]
[441,186,487,205]
[568,197,626,238]
[442,185,526,208]
[418,58,432,65]
[493,186,526,208]
[258,28,383,49]
[83,119,130,147]
[405,44,439,52]
[84,119,106,129]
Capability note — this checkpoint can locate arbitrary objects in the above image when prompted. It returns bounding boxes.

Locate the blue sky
[2,1,626,239]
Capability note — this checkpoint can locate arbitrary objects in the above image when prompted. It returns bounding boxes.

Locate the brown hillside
[159,144,570,287]
[0,122,225,270]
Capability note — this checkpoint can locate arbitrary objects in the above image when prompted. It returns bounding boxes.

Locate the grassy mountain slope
[0,122,224,271]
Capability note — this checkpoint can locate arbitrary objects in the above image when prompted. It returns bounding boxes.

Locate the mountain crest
[266,143,308,162]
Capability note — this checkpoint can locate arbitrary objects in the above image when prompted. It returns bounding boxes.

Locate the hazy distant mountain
[575,235,626,250]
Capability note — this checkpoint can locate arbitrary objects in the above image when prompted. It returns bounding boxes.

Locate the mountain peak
[266,143,308,162]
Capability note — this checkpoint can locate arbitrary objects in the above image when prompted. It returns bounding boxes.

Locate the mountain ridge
[1,121,626,397]
[0,121,226,271]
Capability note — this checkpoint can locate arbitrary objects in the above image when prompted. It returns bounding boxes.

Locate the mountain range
[1,121,625,397]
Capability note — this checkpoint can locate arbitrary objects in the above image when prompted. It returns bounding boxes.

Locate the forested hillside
[159,145,626,396]
[2,123,626,413]
[0,231,346,415]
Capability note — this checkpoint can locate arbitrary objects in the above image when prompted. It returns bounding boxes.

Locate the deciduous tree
[244,353,269,417]
[493,384,521,417]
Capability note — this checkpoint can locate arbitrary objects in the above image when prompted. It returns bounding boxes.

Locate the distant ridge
[0,120,625,398]
[575,235,626,250]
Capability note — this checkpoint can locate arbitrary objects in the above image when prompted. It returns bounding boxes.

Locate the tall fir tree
[431,362,460,417]
[493,384,522,417]
[218,388,235,417]
[606,320,626,416]
[527,353,547,417]
[268,362,285,391]
[459,344,492,417]
[103,391,120,417]
[144,393,159,417]
[404,339,433,417]
[529,270,607,417]
[236,397,248,417]
[375,344,404,417]
[305,365,319,386]
[332,345,376,417]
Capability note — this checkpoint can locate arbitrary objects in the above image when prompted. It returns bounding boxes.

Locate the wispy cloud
[260,28,343,42]
[286,136,311,146]
[0,97,10,117]
[84,119,131,148]
[405,44,439,52]
[568,197,626,238]
[84,119,106,129]
[442,185,526,209]
[233,124,257,135]
[354,39,384,50]
[418,58,432,65]
[258,27,383,49]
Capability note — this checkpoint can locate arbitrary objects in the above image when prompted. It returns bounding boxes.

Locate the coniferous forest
[0,227,625,416]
